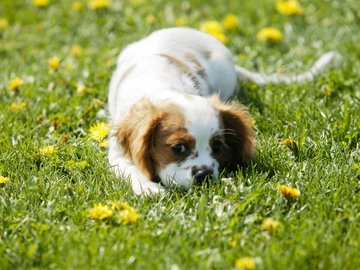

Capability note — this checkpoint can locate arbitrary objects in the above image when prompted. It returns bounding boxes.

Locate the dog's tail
[235,51,342,85]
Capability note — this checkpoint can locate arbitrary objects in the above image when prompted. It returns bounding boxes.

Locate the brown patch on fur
[208,96,255,171]
[201,50,211,60]
[115,99,195,182]
[158,53,200,88]
[152,120,196,171]
[115,99,159,181]
[184,52,207,79]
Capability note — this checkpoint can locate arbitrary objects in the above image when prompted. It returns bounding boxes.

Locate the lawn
[1,0,360,269]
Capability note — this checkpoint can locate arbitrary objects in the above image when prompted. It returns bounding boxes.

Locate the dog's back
[109,27,239,122]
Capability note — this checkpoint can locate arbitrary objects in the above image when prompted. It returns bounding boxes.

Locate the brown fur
[116,96,255,183]
[151,118,196,172]
[184,52,207,79]
[115,99,158,181]
[209,96,255,171]
[158,53,200,88]
[115,99,195,182]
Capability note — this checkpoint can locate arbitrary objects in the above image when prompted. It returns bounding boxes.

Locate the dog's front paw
[132,180,165,196]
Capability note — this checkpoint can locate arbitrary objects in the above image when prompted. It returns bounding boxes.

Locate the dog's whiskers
[220,128,237,137]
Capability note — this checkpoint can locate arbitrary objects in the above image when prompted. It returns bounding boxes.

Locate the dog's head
[114,95,255,189]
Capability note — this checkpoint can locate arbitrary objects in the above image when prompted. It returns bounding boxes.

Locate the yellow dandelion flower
[229,239,237,247]
[111,201,133,211]
[278,184,300,198]
[32,0,50,7]
[276,0,303,16]
[283,138,297,149]
[111,201,140,224]
[256,27,283,43]
[174,17,188,26]
[36,114,44,122]
[119,202,134,211]
[223,14,238,30]
[39,145,56,156]
[72,1,84,11]
[283,138,299,156]
[210,31,227,43]
[99,140,108,148]
[323,84,334,96]
[145,15,156,25]
[88,0,110,10]
[10,101,26,113]
[70,44,84,58]
[89,122,110,142]
[48,56,61,70]
[200,20,228,43]
[110,201,121,210]
[89,203,113,220]
[8,77,24,91]
[116,207,140,224]
[235,257,256,270]
[261,217,281,232]
[0,176,10,185]
[0,18,9,30]
[200,20,222,34]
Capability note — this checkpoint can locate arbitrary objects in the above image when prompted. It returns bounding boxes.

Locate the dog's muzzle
[192,166,213,185]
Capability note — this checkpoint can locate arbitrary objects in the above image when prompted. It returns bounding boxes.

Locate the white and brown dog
[108,27,340,195]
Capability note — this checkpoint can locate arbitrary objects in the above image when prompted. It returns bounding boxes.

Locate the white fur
[108,27,236,195]
[159,96,221,189]
[108,27,340,195]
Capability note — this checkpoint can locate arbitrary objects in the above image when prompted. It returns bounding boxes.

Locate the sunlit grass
[1,0,359,269]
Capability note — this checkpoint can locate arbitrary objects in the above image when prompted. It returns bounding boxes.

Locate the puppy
[108,27,340,195]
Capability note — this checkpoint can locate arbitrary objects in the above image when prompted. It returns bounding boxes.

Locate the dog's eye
[211,140,223,154]
[170,143,187,154]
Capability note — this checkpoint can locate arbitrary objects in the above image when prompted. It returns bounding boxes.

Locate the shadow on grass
[234,81,266,114]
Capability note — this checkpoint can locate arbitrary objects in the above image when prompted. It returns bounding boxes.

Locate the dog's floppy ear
[209,96,255,171]
[115,98,163,182]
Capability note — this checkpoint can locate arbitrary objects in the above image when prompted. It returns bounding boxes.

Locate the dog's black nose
[192,166,213,185]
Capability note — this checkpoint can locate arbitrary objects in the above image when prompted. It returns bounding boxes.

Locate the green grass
[1,0,360,269]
